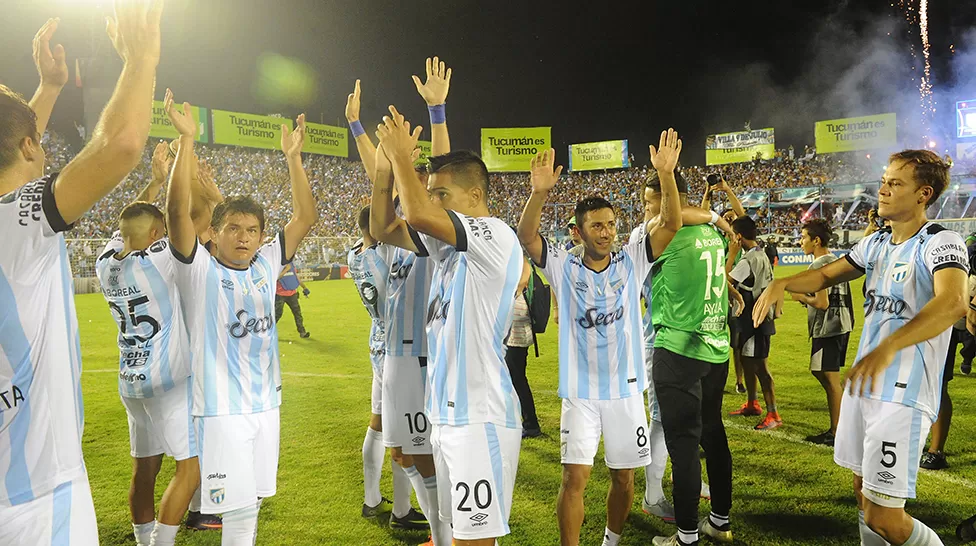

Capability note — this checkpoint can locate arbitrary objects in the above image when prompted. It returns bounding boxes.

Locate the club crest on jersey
[890,262,911,283]
[253,275,268,293]
[210,488,225,505]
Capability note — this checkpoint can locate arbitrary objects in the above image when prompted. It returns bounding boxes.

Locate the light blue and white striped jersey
[629,225,655,350]
[348,241,390,371]
[846,223,968,419]
[95,235,191,399]
[538,233,653,400]
[0,175,86,505]
[415,212,523,428]
[173,234,287,417]
[384,246,431,357]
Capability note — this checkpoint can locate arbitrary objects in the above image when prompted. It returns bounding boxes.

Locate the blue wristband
[350,120,365,137]
[428,104,446,125]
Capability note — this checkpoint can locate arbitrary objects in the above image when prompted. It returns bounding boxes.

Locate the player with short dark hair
[755,149,966,545]
[789,218,853,446]
[0,7,164,544]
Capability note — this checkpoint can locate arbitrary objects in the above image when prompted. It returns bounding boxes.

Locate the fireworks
[899,0,936,144]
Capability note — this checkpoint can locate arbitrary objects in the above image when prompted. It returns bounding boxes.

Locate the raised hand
[529,149,563,195]
[163,88,196,137]
[649,128,682,173]
[375,106,422,161]
[106,0,165,65]
[281,114,306,158]
[373,142,393,175]
[151,142,172,181]
[197,160,222,204]
[412,56,452,106]
[34,18,68,88]
[345,79,362,122]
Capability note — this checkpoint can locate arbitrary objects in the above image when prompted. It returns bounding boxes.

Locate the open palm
[529,148,563,194]
[163,88,196,138]
[412,56,452,106]
[650,128,682,172]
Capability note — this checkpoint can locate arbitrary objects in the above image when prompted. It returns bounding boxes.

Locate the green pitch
[76,266,976,545]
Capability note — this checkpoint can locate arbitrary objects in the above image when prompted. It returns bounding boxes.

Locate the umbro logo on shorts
[877,471,897,484]
[638,447,650,457]
[470,513,489,524]
[412,436,426,446]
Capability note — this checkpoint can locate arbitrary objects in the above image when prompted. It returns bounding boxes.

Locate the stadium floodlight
[928,140,937,148]
[966,113,976,129]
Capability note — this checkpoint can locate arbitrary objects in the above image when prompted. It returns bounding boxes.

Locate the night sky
[0,0,972,165]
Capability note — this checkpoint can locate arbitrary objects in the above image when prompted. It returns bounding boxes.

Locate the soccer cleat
[805,430,835,446]
[652,533,698,545]
[735,382,746,394]
[390,507,428,531]
[958,514,976,542]
[754,413,783,430]
[919,451,949,470]
[699,517,734,543]
[642,496,676,523]
[962,361,972,375]
[729,400,762,416]
[300,331,311,339]
[185,511,222,530]
[362,497,392,518]
[522,427,543,439]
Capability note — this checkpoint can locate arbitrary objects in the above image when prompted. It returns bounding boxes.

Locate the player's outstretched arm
[647,129,684,258]
[752,257,861,328]
[847,266,968,396]
[55,0,164,225]
[28,18,69,141]
[518,149,562,265]
[378,106,457,247]
[281,114,319,262]
[716,178,746,218]
[134,142,171,204]
[413,56,452,155]
[190,160,222,242]
[162,89,197,258]
[369,145,417,253]
[346,79,378,181]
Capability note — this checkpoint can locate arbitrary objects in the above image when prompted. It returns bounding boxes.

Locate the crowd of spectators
[41,132,976,269]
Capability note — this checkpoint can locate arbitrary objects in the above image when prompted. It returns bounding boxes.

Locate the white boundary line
[84,370,976,490]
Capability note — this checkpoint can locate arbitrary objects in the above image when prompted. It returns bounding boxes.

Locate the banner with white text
[212,109,292,150]
[481,127,552,172]
[150,101,209,143]
[568,140,630,171]
[705,128,775,165]
[815,113,897,153]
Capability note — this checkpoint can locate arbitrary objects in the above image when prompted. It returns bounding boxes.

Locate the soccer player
[349,205,425,530]
[0,6,163,544]
[754,150,967,546]
[351,61,455,545]
[728,216,781,430]
[789,219,853,446]
[518,132,690,546]
[164,89,318,545]
[372,105,522,546]
[94,147,223,546]
[274,262,311,338]
[645,171,739,546]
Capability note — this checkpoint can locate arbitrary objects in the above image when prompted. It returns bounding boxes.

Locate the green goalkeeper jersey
[651,223,730,363]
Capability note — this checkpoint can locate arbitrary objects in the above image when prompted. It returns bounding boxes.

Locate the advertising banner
[568,140,630,171]
[212,109,292,150]
[705,128,775,165]
[814,113,897,153]
[304,122,348,157]
[414,140,432,167]
[150,100,209,142]
[481,127,551,172]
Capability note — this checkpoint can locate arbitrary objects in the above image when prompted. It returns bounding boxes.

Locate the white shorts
[121,380,196,460]
[834,390,932,500]
[382,355,431,454]
[644,347,660,423]
[431,423,520,541]
[196,407,280,514]
[0,472,98,545]
[371,363,383,415]
[560,396,651,469]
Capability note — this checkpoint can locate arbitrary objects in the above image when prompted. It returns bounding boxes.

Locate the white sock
[858,510,890,546]
[424,475,452,546]
[403,467,435,533]
[391,460,413,518]
[601,527,621,546]
[252,498,264,546]
[362,428,385,507]
[133,521,155,546]
[189,487,201,513]
[148,522,179,546]
[221,504,258,546]
[678,528,699,544]
[904,518,944,546]
[644,420,667,504]
[709,511,729,528]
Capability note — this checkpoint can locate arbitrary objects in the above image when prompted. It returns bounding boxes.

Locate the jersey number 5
[109,295,161,346]
[699,249,727,301]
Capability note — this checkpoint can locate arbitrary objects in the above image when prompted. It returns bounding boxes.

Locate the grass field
[76,265,976,545]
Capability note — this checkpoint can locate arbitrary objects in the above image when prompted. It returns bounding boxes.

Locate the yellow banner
[705,128,775,166]
[414,140,432,166]
[150,101,209,143]
[304,122,348,157]
[568,140,629,171]
[212,110,292,151]
[481,127,551,172]
[815,113,897,153]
